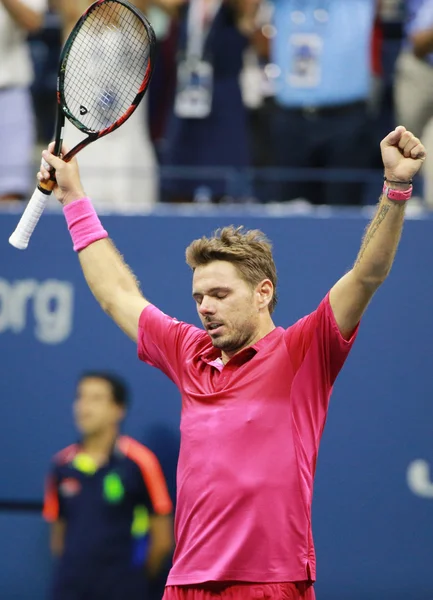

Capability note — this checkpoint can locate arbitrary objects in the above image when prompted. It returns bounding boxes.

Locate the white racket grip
[9,187,51,250]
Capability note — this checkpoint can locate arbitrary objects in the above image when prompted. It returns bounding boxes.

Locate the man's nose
[199,296,216,315]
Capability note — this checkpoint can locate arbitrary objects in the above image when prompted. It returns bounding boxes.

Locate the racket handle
[9,187,51,250]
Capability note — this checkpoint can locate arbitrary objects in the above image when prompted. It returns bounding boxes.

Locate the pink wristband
[382,182,413,202]
[63,197,108,252]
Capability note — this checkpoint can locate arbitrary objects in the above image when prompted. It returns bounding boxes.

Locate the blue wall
[1,210,433,600]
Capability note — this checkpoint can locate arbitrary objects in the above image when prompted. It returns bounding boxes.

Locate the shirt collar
[199,326,281,366]
[75,435,121,462]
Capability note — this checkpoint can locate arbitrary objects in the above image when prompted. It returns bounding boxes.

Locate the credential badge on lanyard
[174,0,222,118]
[288,0,329,89]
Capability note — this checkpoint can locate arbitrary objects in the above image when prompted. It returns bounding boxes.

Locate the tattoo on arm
[355,202,391,266]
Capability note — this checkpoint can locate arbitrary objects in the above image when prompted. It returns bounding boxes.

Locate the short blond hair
[185,226,278,313]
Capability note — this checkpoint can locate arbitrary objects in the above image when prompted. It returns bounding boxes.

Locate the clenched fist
[381,126,426,188]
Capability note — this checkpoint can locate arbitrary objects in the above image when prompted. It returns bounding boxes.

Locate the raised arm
[39,146,149,342]
[329,126,426,339]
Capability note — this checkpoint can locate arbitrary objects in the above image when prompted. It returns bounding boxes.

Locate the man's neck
[81,427,118,465]
[222,318,276,364]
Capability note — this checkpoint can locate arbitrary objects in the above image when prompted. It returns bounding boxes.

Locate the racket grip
[9,187,51,250]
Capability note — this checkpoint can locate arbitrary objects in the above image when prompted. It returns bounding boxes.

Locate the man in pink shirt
[38,125,425,599]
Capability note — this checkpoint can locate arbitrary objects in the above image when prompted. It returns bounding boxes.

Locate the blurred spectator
[379,0,404,21]
[0,0,47,202]
[147,6,179,147]
[52,0,159,212]
[43,372,174,600]
[394,0,433,207]
[268,0,377,205]
[161,0,261,203]
[28,6,62,144]
[240,1,276,202]
[368,0,403,166]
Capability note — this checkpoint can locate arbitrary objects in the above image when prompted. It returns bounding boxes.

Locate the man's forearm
[353,195,406,289]
[145,546,167,579]
[145,515,174,580]
[145,540,172,579]
[1,0,44,31]
[50,520,66,557]
[78,238,143,313]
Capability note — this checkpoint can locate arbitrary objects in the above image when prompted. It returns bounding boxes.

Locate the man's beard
[210,323,255,352]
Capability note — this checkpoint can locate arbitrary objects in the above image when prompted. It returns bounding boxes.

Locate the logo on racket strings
[80,105,88,116]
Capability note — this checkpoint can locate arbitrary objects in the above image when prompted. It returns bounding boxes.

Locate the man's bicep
[109,292,150,342]
[329,270,372,340]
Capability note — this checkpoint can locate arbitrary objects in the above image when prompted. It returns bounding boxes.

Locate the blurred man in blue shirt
[43,371,174,600]
[394,0,433,207]
[269,0,376,205]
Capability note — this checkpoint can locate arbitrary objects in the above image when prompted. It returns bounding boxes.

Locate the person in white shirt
[0,0,47,202]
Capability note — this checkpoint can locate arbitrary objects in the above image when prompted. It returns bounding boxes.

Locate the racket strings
[62,2,151,133]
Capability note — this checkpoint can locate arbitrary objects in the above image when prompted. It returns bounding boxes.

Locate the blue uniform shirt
[43,436,173,600]
[270,0,375,107]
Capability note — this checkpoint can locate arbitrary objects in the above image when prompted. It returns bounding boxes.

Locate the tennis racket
[9,0,156,250]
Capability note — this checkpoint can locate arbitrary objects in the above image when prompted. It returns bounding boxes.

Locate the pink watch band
[382,182,413,202]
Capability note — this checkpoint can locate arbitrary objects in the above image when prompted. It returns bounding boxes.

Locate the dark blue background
[1,210,432,599]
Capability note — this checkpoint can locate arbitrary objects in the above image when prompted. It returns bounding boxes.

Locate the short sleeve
[137,305,207,386]
[42,465,62,522]
[118,437,173,516]
[285,294,359,459]
[285,292,359,385]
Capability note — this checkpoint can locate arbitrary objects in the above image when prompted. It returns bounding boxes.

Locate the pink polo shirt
[137,293,358,585]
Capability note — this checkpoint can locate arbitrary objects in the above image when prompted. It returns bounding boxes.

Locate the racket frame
[9,0,156,249]
[39,0,156,193]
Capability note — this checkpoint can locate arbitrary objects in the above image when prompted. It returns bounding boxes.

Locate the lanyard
[186,0,222,60]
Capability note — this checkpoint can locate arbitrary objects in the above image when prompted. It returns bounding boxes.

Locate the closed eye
[192,287,231,303]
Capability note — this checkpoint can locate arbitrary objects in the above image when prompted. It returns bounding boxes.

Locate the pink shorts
[163,582,316,600]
